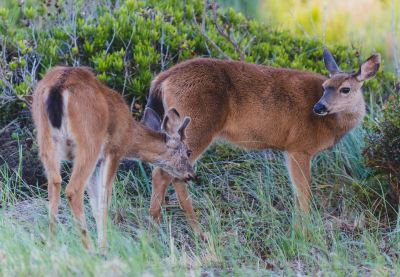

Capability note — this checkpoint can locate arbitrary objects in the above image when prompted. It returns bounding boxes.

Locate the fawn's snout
[184,170,197,182]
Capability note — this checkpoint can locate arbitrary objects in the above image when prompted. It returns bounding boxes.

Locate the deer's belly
[219,125,287,150]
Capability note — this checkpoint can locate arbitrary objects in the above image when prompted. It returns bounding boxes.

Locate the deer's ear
[177,116,191,141]
[161,108,181,134]
[142,108,161,131]
[355,54,381,82]
[323,48,340,76]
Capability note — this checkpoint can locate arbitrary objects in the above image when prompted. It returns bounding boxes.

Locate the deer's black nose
[184,173,197,182]
[313,103,328,115]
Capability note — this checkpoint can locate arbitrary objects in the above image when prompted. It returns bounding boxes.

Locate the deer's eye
[340,87,351,94]
[187,150,192,157]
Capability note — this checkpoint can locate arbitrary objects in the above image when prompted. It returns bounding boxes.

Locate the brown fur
[145,50,380,238]
[32,66,194,250]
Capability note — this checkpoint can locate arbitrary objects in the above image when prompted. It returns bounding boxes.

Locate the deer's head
[142,107,195,181]
[313,48,380,116]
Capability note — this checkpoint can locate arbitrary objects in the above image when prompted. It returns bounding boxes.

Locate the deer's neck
[330,97,366,142]
[125,120,166,163]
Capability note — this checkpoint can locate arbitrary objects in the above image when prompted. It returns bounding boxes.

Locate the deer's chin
[314,110,330,116]
[174,173,189,180]
[171,171,192,181]
[160,166,182,179]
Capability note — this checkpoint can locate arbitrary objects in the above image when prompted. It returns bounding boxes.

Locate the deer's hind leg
[38,134,62,236]
[65,142,102,250]
[65,86,109,250]
[86,154,120,251]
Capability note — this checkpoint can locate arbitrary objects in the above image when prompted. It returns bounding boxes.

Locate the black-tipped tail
[46,83,64,129]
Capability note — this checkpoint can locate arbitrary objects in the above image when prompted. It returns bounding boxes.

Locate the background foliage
[220,0,400,75]
[0,0,396,107]
[365,93,400,204]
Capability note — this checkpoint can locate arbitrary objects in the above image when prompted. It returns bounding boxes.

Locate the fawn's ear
[177,116,191,141]
[323,48,340,76]
[355,54,381,82]
[142,108,161,131]
[161,108,181,135]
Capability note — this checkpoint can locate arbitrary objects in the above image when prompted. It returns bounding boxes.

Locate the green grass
[0,128,399,276]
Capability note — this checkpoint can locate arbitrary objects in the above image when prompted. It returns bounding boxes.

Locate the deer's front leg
[149,167,172,222]
[172,179,206,241]
[286,151,312,213]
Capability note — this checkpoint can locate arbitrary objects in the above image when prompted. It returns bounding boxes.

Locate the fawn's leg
[149,167,173,222]
[87,155,119,251]
[86,161,104,248]
[39,141,62,236]
[65,146,101,250]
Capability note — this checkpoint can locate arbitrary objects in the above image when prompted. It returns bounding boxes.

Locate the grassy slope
[1,127,399,276]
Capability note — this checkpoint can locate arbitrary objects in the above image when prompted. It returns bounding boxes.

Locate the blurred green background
[219,0,400,73]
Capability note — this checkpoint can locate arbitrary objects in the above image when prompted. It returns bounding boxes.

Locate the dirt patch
[0,110,46,189]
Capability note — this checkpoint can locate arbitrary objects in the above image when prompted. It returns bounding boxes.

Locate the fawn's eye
[187,150,192,157]
[340,87,351,94]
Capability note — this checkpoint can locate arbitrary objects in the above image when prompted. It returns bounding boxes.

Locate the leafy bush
[0,0,396,114]
[364,93,400,204]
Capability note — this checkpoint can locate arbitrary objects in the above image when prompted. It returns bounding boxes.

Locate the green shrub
[364,93,400,204]
[0,0,395,112]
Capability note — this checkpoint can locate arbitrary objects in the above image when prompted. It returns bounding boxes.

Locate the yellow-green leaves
[23,7,35,20]
[0,7,9,19]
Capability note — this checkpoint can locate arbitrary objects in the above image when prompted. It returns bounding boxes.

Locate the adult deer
[142,49,380,238]
[32,66,195,250]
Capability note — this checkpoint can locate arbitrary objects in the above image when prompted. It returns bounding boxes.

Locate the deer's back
[155,58,330,153]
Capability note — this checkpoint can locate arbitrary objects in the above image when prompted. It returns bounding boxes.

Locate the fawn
[142,48,380,238]
[32,66,195,250]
